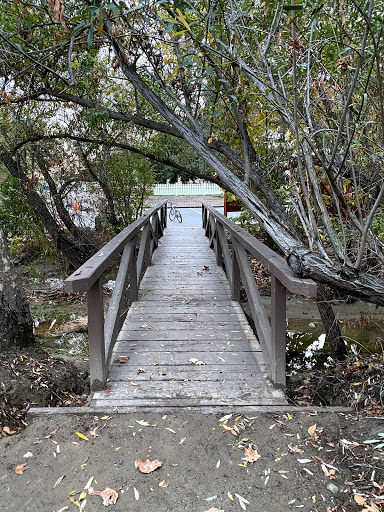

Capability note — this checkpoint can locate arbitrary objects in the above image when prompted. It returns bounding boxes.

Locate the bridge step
[91,225,287,410]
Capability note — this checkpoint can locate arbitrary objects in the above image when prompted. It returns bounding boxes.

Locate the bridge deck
[91,224,287,410]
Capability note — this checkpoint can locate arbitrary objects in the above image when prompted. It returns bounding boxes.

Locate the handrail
[64,200,168,391]
[202,202,316,388]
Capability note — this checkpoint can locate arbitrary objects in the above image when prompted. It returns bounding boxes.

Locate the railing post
[271,276,286,388]
[87,278,106,392]
[129,243,138,302]
[231,242,241,301]
[216,224,223,267]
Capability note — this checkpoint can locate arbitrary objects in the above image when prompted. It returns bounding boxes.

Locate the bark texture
[316,283,347,360]
[0,222,34,350]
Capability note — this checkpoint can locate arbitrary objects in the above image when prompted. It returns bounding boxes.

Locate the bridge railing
[64,200,168,391]
[202,202,317,388]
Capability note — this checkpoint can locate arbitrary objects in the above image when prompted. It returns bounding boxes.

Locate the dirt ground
[0,409,383,512]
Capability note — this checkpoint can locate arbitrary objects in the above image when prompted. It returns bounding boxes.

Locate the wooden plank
[104,240,135,364]
[202,202,317,296]
[114,339,260,352]
[117,329,254,341]
[233,239,272,360]
[92,381,285,405]
[119,320,247,329]
[108,365,265,381]
[108,350,266,366]
[65,200,167,293]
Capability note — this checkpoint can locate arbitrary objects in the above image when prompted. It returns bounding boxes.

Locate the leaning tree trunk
[0,152,97,271]
[0,222,34,350]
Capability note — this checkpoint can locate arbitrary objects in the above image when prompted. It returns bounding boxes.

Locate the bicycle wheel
[176,211,182,223]
[169,208,175,221]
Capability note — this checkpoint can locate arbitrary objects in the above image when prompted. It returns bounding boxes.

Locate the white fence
[153,182,223,196]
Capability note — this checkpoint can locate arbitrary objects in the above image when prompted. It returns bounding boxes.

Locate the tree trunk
[0,152,97,271]
[0,221,34,350]
[316,283,347,360]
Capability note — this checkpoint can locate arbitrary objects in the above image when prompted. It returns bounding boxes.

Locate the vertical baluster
[271,276,286,388]
[129,236,138,302]
[87,278,106,391]
[216,223,223,266]
[231,240,241,301]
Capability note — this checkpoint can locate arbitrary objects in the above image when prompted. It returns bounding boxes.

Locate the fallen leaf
[134,487,139,500]
[89,427,99,438]
[135,419,150,427]
[76,432,89,441]
[227,491,234,501]
[84,476,94,490]
[100,488,118,506]
[15,463,29,475]
[53,475,65,488]
[117,358,128,364]
[135,458,163,474]
[137,367,146,373]
[308,424,317,436]
[159,480,169,488]
[235,493,250,510]
[297,458,313,464]
[104,385,112,394]
[242,446,261,463]
[354,495,367,505]
[2,426,16,435]
[288,444,304,455]
[189,357,205,365]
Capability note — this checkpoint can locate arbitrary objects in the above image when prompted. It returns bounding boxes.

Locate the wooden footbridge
[65,201,316,411]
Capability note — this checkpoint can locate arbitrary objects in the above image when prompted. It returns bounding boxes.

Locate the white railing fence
[153,182,223,196]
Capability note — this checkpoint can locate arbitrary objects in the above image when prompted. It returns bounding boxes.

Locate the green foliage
[106,151,154,227]
[0,175,55,259]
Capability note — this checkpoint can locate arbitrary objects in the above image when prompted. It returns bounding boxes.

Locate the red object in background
[224,194,242,216]
[74,200,79,211]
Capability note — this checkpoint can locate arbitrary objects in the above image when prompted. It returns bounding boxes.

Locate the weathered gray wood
[109,349,267,367]
[87,278,106,392]
[233,239,272,359]
[29,405,351,417]
[104,240,135,367]
[128,237,138,302]
[117,329,254,342]
[231,243,241,301]
[202,202,317,296]
[271,276,287,388]
[64,200,167,293]
[92,380,285,405]
[137,223,151,281]
[216,222,233,286]
[88,216,287,409]
[108,365,264,381]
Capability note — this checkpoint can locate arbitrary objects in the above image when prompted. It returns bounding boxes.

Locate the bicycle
[168,203,182,223]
